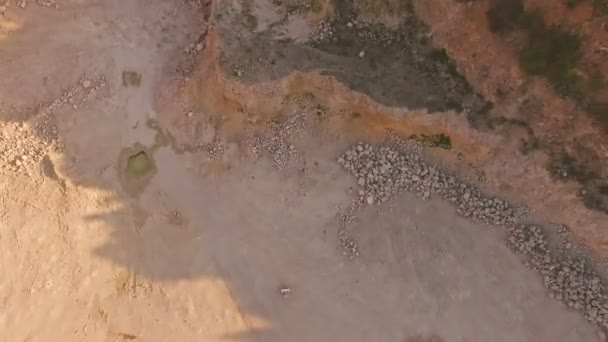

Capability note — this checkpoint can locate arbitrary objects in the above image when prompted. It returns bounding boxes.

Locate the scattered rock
[245,113,306,170]
[195,135,224,160]
[36,0,56,8]
[337,203,359,259]
[178,30,209,76]
[308,20,334,44]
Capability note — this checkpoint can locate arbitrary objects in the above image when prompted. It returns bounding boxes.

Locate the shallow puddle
[118,144,156,196]
[127,151,154,177]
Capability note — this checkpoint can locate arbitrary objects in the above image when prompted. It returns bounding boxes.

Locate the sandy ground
[0,0,603,341]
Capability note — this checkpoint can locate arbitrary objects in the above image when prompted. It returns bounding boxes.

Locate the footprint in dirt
[122,70,142,88]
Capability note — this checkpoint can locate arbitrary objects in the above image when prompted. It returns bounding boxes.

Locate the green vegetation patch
[427,48,462,79]
[547,151,597,183]
[593,0,608,15]
[353,0,413,16]
[562,0,608,16]
[487,0,525,33]
[588,101,608,131]
[564,0,587,8]
[485,3,607,129]
[519,28,582,96]
[410,133,452,149]
[582,181,608,214]
[486,1,584,97]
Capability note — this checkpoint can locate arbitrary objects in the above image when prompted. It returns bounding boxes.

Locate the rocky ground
[0,0,607,341]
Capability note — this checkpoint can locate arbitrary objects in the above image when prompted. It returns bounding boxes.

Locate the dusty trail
[0,0,605,341]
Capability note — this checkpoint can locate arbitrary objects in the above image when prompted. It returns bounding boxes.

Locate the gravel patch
[508,223,608,335]
[338,141,608,335]
[0,75,107,177]
[338,142,526,225]
[0,121,46,176]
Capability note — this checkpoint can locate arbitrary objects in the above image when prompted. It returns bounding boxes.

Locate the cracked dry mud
[0,0,607,341]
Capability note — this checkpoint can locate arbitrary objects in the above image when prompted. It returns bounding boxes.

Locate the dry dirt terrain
[0,0,607,341]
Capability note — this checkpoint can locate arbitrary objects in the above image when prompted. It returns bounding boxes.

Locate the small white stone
[366,196,374,205]
[346,22,353,28]
[187,111,194,117]
[358,51,365,58]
